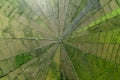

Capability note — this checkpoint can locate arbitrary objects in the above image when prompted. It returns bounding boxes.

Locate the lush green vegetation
[64,44,120,80]
[15,52,32,68]
[0,68,3,77]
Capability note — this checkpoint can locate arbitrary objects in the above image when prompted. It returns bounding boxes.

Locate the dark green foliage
[0,68,3,77]
[15,52,32,68]
[64,44,120,80]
